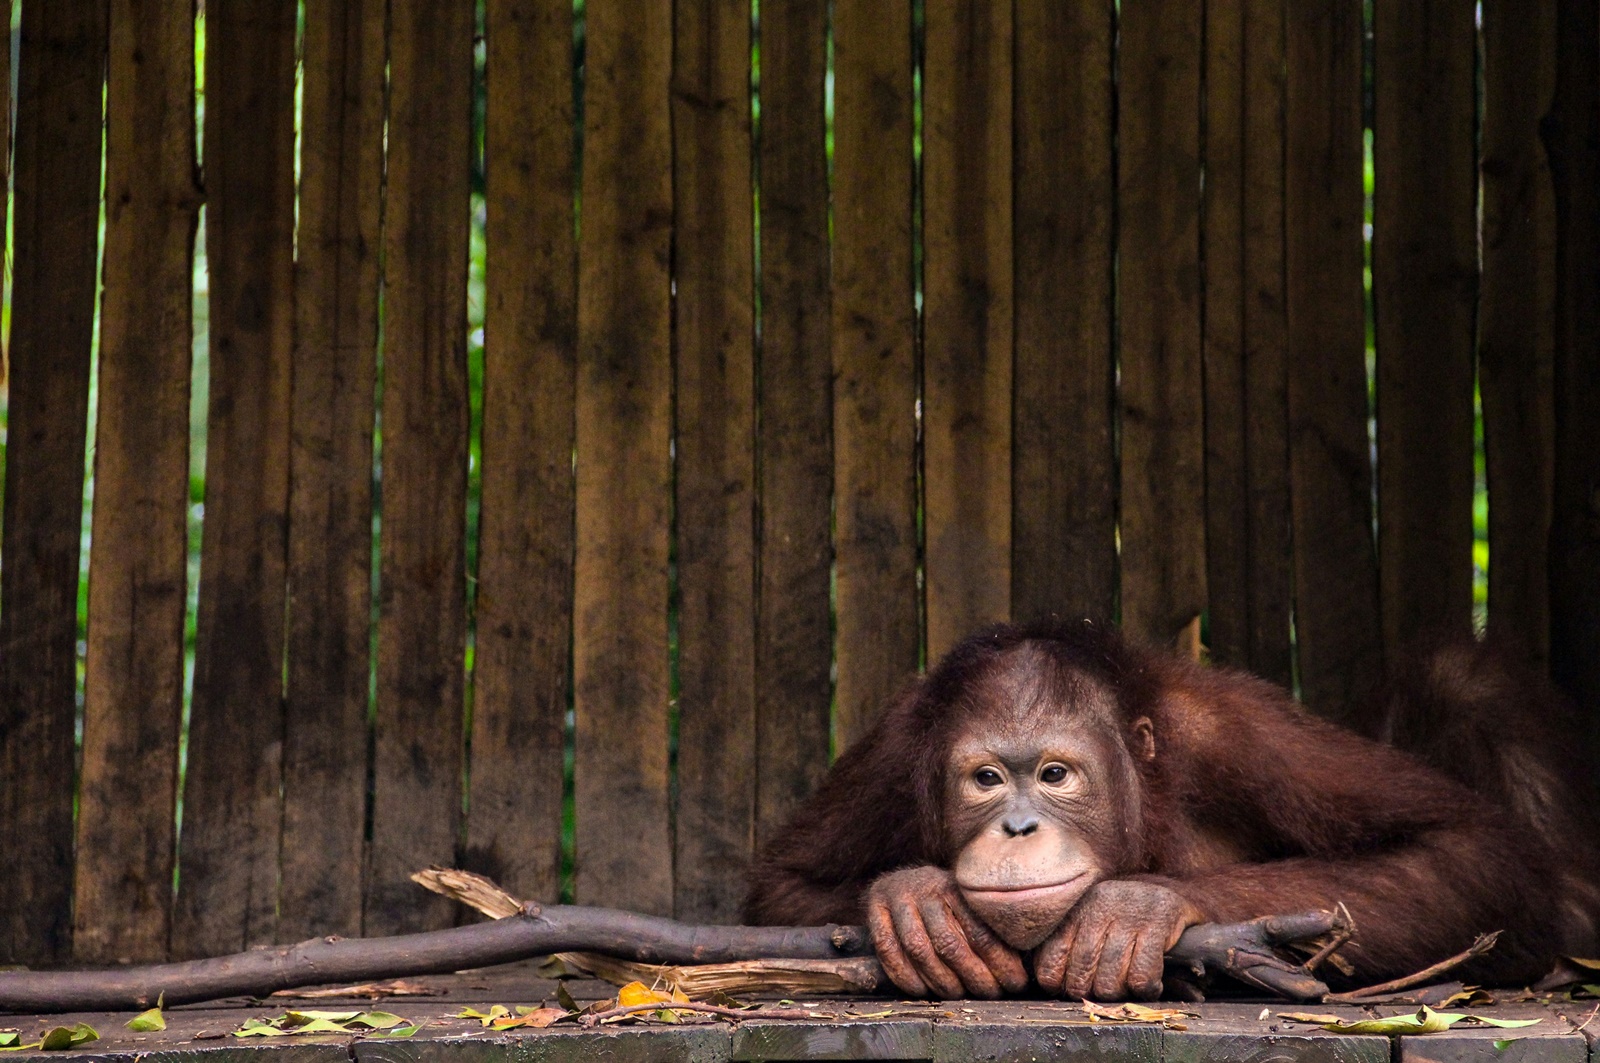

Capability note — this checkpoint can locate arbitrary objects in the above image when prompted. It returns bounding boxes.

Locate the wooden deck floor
[2,964,1594,1063]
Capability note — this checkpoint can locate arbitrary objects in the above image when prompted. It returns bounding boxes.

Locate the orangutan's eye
[1039,763,1070,785]
[974,767,1004,788]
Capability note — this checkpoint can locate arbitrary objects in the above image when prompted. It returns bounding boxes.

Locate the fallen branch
[1325,931,1501,1003]
[413,869,1341,1005]
[0,876,1347,1013]
[0,907,870,1014]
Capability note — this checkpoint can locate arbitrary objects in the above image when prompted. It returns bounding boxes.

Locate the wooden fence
[1,0,1597,967]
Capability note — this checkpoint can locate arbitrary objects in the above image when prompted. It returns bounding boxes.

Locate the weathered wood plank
[922,0,1012,661]
[753,0,833,848]
[671,0,757,924]
[1203,0,1248,668]
[1545,0,1600,734]
[1011,1,1116,627]
[466,0,576,908]
[1480,0,1557,669]
[1284,0,1382,721]
[831,0,917,748]
[281,0,387,942]
[572,0,675,914]
[935,1020,1160,1063]
[735,1019,931,1061]
[1202,0,1292,684]
[173,0,298,959]
[77,0,201,963]
[1372,0,1478,657]
[1117,0,1206,647]
[0,0,108,966]
[366,0,475,936]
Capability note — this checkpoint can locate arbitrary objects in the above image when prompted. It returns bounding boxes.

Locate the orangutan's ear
[1131,716,1156,762]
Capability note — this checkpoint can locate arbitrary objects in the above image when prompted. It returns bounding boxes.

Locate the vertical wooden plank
[754,0,833,848]
[922,0,1011,661]
[0,0,107,965]
[467,0,576,907]
[1372,0,1478,658]
[1011,1,1115,627]
[1202,0,1293,684]
[1204,0,1248,665]
[1480,0,1557,669]
[672,0,756,923]
[1545,0,1600,736]
[172,0,297,959]
[77,0,200,963]
[1117,0,1206,647]
[365,0,475,936]
[281,0,387,942]
[573,0,674,914]
[831,0,916,748]
[1284,0,1382,719]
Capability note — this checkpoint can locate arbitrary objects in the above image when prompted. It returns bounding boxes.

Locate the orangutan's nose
[1002,815,1039,838]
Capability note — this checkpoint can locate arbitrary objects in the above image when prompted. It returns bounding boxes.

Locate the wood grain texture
[922,0,1012,660]
[1117,0,1207,647]
[1373,0,1478,657]
[671,0,757,924]
[467,0,576,908]
[1544,0,1600,742]
[77,0,201,963]
[1284,0,1382,721]
[753,0,833,849]
[831,0,917,749]
[281,0,387,942]
[1202,0,1292,684]
[0,0,107,965]
[366,0,475,937]
[173,0,298,959]
[1011,1,1116,627]
[1480,0,1557,669]
[572,0,675,914]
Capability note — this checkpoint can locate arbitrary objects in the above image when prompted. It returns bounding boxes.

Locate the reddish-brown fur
[745,621,1598,988]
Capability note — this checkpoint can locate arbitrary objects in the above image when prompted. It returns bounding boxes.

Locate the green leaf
[1318,1007,1464,1034]
[367,1026,420,1039]
[557,983,580,1014]
[1494,1040,1515,1051]
[0,1034,17,1048]
[126,1007,166,1032]
[346,1012,407,1030]
[1464,1017,1541,1029]
[39,1024,99,1050]
[233,1019,291,1038]
[283,1011,361,1025]
[457,1005,509,1028]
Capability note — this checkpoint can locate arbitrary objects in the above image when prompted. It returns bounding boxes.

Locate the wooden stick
[0,905,870,1013]
[1300,902,1356,974]
[0,873,1344,1013]
[1324,930,1501,1003]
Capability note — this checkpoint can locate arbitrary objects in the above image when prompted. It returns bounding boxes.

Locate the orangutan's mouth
[958,871,1090,905]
